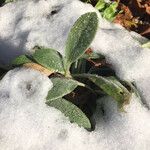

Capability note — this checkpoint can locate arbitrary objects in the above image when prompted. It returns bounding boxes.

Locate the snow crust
[0,0,150,150]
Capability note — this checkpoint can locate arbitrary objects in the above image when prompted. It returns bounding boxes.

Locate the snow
[0,0,150,150]
[0,69,150,150]
[92,25,150,108]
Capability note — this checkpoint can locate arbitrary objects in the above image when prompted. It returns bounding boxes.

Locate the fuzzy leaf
[64,12,98,72]
[33,48,64,74]
[12,55,32,66]
[74,74,131,109]
[88,75,131,109]
[47,78,83,101]
[46,98,91,129]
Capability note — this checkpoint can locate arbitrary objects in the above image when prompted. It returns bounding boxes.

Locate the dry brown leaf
[113,0,150,38]
[114,3,138,30]
[24,63,54,76]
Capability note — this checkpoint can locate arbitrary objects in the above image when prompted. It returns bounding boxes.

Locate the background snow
[0,0,150,150]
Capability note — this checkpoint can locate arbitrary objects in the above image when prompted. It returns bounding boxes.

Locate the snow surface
[0,0,150,150]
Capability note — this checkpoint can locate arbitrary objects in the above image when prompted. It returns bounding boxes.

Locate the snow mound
[0,0,150,150]
[0,69,150,150]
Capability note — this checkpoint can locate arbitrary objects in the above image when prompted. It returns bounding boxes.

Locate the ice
[0,0,150,150]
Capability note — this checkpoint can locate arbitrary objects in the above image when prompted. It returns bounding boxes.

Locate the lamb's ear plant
[12,12,136,130]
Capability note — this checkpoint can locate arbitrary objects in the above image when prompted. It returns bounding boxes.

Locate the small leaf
[88,75,131,109]
[122,81,140,98]
[103,2,118,21]
[33,48,64,74]
[46,78,84,101]
[12,55,32,66]
[95,0,106,11]
[46,98,91,129]
[64,12,98,73]
[74,74,132,109]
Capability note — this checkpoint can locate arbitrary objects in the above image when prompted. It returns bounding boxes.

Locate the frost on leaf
[88,75,132,110]
[33,48,65,74]
[47,98,91,129]
[12,55,32,66]
[64,12,98,72]
[46,78,81,101]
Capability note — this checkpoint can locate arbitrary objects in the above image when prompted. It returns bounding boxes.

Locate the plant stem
[65,70,72,78]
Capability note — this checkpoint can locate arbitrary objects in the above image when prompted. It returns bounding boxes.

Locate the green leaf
[64,12,98,73]
[46,98,91,129]
[103,2,118,21]
[122,81,140,98]
[46,77,84,101]
[33,48,64,74]
[73,74,131,109]
[95,0,106,11]
[88,75,131,109]
[12,55,32,66]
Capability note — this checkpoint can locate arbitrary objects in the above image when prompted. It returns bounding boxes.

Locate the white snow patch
[0,0,150,150]
[1,68,150,150]
[91,24,150,108]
